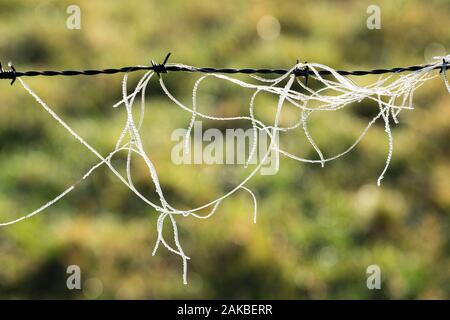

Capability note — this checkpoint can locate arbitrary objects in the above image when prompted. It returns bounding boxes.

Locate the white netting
[1,56,448,284]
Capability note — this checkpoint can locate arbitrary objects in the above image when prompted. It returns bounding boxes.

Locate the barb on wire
[0,55,448,84]
[441,58,447,73]
[0,61,17,85]
[151,52,171,78]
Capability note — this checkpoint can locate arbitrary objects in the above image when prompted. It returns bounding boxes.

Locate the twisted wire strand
[1,55,448,85]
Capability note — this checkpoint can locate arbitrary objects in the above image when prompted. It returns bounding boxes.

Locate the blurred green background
[0,0,449,299]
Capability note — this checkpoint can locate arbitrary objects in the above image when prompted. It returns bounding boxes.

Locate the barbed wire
[0,53,448,85]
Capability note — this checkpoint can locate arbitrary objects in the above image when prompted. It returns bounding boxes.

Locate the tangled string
[1,56,449,284]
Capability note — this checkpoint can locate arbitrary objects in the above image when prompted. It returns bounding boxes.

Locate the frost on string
[1,56,448,284]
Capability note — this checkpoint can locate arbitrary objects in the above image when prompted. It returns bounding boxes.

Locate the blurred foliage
[0,0,449,299]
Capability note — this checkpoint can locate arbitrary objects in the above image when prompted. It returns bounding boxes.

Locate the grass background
[0,0,449,299]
